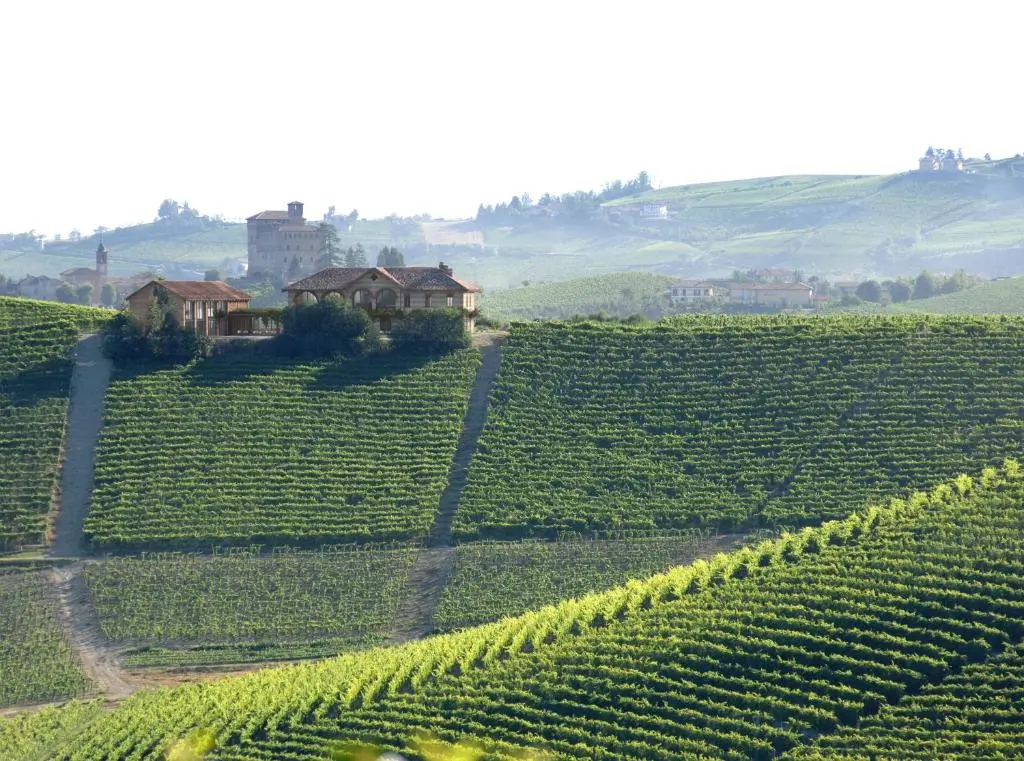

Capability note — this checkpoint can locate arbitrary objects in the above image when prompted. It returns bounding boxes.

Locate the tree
[390,309,469,355]
[157,199,180,220]
[204,269,221,282]
[315,224,343,269]
[984,153,992,161]
[855,280,883,303]
[377,246,405,268]
[75,284,94,305]
[276,300,379,358]
[344,243,367,268]
[887,281,912,303]
[100,282,117,307]
[925,146,935,158]
[68,229,81,243]
[914,271,936,300]
[56,284,75,303]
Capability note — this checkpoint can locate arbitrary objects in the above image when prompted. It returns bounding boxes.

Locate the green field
[0,571,92,708]
[0,298,110,549]
[85,350,479,549]
[455,317,1024,539]
[82,548,417,665]
[29,463,1024,759]
[480,272,678,321]
[433,533,728,631]
[890,276,1024,314]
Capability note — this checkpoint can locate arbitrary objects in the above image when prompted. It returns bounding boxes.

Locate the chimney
[438,261,452,276]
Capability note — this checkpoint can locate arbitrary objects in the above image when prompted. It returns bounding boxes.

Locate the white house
[641,202,669,219]
[669,280,718,302]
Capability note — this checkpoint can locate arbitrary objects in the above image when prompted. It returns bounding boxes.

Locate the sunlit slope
[456,317,1024,539]
[42,463,1024,759]
[85,350,480,549]
[0,297,110,548]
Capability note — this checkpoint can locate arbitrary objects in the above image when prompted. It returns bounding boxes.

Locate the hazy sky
[3,0,1021,235]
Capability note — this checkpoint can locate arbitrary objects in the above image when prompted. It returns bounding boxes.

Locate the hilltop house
[669,280,718,302]
[246,201,328,279]
[728,282,814,308]
[126,280,252,336]
[641,203,669,219]
[918,148,964,173]
[284,262,481,332]
[17,275,64,301]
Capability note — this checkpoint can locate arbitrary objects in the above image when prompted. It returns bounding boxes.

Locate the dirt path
[50,334,111,558]
[386,547,457,644]
[50,564,135,701]
[427,337,503,548]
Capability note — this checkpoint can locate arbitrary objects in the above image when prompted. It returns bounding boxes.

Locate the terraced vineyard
[455,317,1024,539]
[82,547,418,666]
[0,297,110,548]
[433,533,725,631]
[789,643,1024,759]
[85,350,479,549]
[32,463,1024,759]
[0,570,92,708]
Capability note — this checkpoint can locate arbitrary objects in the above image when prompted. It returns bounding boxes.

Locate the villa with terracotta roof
[126,280,252,336]
[284,262,481,332]
[246,201,327,279]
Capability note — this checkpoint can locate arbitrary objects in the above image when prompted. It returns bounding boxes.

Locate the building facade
[669,280,718,302]
[246,201,328,279]
[126,280,252,336]
[728,283,814,308]
[284,263,481,332]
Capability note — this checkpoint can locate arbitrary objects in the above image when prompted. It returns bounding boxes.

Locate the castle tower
[287,201,304,222]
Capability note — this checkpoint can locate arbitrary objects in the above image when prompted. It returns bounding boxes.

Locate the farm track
[50,334,110,558]
[389,336,505,642]
[50,563,135,702]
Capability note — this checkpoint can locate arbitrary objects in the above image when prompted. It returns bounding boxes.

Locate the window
[446,293,454,308]
[403,293,411,308]
[424,294,431,308]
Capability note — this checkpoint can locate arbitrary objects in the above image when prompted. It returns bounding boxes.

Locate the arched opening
[377,288,398,309]
[323,291,345,303]
[352,288,373,309]
[293,290,318,306]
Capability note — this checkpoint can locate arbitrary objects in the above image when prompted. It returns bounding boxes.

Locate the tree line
[475,171,653,225]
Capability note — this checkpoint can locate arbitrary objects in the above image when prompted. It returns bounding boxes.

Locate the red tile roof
[128,280,252,302]
[285,267,480,293]
[731,283,813,291]
[246,210,291,221]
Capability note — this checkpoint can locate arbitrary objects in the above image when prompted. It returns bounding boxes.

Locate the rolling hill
[7,165,1024,290]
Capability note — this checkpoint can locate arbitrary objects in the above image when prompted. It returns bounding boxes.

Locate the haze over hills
[4,158,1024,290]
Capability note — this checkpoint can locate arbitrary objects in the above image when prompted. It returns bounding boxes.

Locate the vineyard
[788,643,1024,759]
[84,350,479,549]
[82,547,418,665]
[481,272,677,322]
[433,533,727,631]
[25,462,1024,759]
[0,700,104,761]
[0,297,110,549]
[0,570,92,708]
[455,317,1024,539]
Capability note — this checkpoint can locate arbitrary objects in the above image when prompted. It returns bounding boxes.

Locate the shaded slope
[44,463,1024,760]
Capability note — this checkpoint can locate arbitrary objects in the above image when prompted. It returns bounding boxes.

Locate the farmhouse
[246,201,328,279]
[126,280,252,336]
[669,280,718,302]
[284,262,481,332]
[17,275,64,301]
[728,282,814,308]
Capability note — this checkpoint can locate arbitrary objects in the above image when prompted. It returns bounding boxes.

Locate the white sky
[2,0,1021,235]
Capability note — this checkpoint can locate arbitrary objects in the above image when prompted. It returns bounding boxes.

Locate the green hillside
[85,350,479,549]
[26,463,1024,759]
[0,298,110,548]
[890,276,1024,314]
[456,318,1024,539]
[480,272,677,321]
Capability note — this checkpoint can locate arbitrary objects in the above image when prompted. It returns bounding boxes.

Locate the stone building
[284,262,481,332]
[126,280,252,336]
[728,282,814,308]
[246,201,327,279]
[57,242,109,303]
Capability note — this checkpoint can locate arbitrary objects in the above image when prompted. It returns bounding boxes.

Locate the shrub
[390,309,469,355]
[275,301,380,358]
[101,311,212,364]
